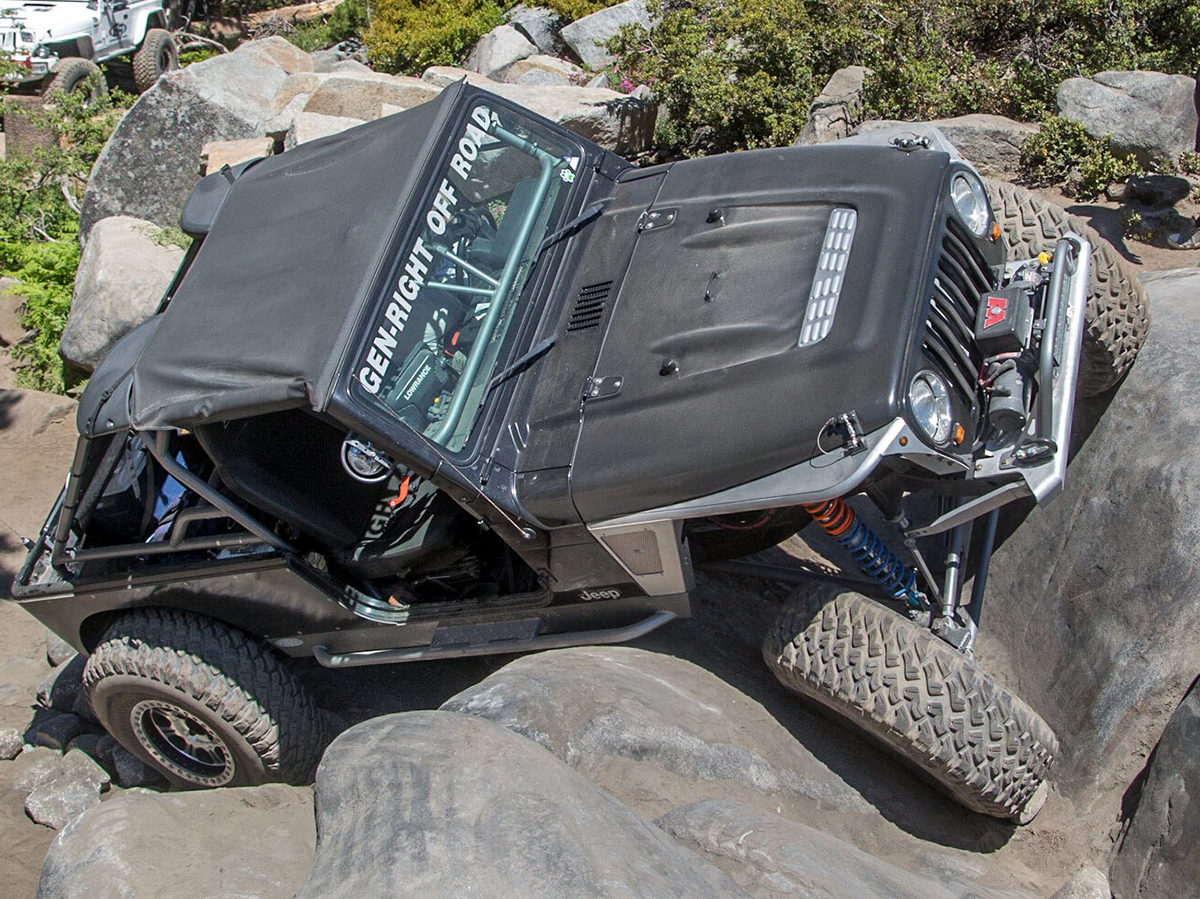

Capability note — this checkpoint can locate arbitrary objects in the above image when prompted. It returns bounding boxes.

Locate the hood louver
[566,281,612,334]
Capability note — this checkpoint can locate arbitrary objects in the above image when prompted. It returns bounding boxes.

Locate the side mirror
[111,0,129,10]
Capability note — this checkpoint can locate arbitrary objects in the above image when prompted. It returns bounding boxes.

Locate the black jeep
[9,83,1146,817]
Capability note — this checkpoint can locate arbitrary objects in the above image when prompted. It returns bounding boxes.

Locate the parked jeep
[10,83,1147,818]
[0,0,178,96]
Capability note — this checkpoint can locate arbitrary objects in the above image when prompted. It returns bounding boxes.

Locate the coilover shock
[803,498,923,607]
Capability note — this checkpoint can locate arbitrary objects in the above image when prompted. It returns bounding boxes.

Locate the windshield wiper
[479,336,557,407]
[534,201,607,263]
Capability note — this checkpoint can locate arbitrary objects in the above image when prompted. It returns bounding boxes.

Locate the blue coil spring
[804,499,921,606]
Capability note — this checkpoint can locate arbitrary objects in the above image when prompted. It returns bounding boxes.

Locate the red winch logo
[984,296,1008,328]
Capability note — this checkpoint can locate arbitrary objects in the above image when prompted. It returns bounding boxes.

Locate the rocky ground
[3,21,1200,899]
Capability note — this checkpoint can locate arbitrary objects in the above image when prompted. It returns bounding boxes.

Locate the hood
[0,3,94,43]
[569,144,951,522]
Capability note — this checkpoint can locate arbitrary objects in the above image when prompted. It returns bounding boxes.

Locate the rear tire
[132,29,179,94]
[763,590,1057,821]
[83,609,326,788]
[41,58,107,101]
[985,179,1149,396]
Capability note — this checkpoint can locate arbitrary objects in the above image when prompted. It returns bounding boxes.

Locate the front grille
[565,281,611,334]
[923,218,996,411]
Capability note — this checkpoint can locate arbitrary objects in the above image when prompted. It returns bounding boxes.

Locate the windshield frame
[340,92,586,462]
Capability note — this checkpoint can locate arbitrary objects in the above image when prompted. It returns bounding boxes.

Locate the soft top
[80,83,465,437]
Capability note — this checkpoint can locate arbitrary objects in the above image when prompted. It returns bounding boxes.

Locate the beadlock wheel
[84,608,328,788]
[763,589,1058,821]
[130,698,236,787]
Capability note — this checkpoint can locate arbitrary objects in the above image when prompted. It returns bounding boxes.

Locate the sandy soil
[0,180,1195,896]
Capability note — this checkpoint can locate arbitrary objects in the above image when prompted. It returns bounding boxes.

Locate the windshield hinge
[582,375,623,402]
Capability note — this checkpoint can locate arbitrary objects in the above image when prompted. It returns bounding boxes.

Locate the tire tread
[763,591,1058,820]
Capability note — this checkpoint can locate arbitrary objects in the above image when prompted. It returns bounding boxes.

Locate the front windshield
[351,99,578,452]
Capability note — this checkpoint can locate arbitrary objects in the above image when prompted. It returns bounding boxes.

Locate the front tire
[132,29,179,94]
[763,590,1057,821]
[985,179,1149,397]
[42,58,107,101]
[83,609,326,788]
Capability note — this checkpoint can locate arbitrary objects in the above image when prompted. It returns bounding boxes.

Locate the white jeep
[0,0,178,95]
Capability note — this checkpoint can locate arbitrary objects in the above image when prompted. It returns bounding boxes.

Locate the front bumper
[906,232,1091,537]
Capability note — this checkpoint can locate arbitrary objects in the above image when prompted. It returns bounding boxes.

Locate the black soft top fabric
[89,84,463,434]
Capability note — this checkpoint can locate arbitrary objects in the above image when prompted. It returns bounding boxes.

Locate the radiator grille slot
[566,281,612,334]
[923,219,996,410]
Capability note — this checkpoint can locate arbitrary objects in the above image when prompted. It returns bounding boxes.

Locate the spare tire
[763,589,1057,821]
[985,179,1149,396]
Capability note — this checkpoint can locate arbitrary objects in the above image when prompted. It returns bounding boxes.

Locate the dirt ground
[0,182,1196,895]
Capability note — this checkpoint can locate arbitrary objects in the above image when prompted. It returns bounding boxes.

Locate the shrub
[1020,116,1141,200]
[363,0,610,75]
[364,0,508,74]
[612,0,1200,156]
[0,78,128,392]
[286,0,370,52]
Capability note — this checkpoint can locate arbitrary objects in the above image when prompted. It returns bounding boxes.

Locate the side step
[312,610,677,668]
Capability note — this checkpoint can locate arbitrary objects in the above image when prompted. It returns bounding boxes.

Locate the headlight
[950,172,989,237]
[909,370,953,445]
[33,44,51,58]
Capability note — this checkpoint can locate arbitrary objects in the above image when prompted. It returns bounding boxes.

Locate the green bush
[612,0,1200,156]
[0,77,128,393]
[286,0,370,52]
[363,0,610,75]
[1020,116,1141,200]
[3,239,83,393]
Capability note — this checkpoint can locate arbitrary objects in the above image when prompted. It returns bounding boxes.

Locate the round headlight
[909,370,953,445]
[950,172,990,237]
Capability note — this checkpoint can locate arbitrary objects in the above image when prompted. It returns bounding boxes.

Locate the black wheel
[985,179,1149,396]
[83,609,327,788]
[132,28,179,94]
[763,589,1058,822]
[41,57,107,101]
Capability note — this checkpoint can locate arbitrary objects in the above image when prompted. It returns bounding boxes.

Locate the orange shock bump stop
[803,497,856,537]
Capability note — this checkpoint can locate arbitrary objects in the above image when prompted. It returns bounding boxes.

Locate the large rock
[1109,679,1200,898]
[302,73,440,120]
[477,82,655,155]
[978,270,1200,801]
[442,646,870,818]
[1057,71,1198,164]
[285,112,365,150]
[79,44,292,240]
[465,23,537,80]
[560,0,650,69]
[506,5,566,56]
[295,710,747,899]
[794,66,873,146]
[852,113,1037,176]
[439,646,1030,891]
[58,216,186,372]
[504,54,583,87]
[235,34,315,75]
[659,800,1034,899]
[38,784,315,898]
[421,65,497,88]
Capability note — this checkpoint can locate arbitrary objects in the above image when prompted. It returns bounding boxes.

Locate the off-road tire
[83,608,326,788]
[41,57,107,101]
[763,590,1058,821]
[132,29,179,94]
[985,178,1149,396]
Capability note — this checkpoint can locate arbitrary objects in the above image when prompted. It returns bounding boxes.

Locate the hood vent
[566,281,611,334]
